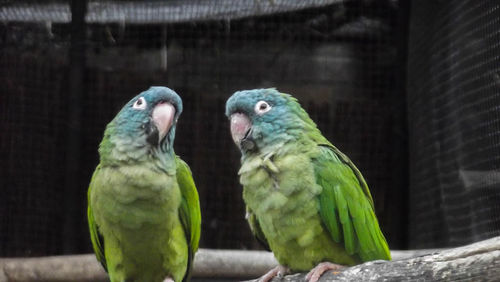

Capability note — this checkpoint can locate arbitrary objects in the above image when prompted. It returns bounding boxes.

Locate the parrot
[87,86,201,282]
[225,88,391,282]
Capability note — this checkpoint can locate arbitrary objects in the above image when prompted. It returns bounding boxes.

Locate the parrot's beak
[230,113,255,151]
[151,102,175,145]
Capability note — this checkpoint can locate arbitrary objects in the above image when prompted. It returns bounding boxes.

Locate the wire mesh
[407,1,500,248]
[0,0,406,256]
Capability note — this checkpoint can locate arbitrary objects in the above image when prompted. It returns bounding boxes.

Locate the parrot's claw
[258,265,289,282]
[305,262,345,282]
[162,277,175,282]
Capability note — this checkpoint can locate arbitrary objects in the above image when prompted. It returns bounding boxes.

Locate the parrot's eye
[254,100,272,115]
[132,97,147,110]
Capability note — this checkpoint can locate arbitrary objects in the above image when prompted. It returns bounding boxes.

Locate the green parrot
[87,86,201,282]
[225,88,390,282]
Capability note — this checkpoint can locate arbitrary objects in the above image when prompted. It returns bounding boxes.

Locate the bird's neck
[99,134,176,174]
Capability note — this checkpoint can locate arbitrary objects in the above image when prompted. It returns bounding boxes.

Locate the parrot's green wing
[246,207,271,251]
[87,165,107,271]
[175,157,201,281]
[314,144,391,262]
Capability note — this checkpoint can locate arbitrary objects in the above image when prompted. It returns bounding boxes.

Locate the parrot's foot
[305,262,345,282]
[162,277,174,282]
[257,265,290,282]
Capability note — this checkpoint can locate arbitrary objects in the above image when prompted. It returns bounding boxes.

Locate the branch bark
[252,236,500,282]
[0,236,498,281]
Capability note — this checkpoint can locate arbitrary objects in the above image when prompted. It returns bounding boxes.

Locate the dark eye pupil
[137,99,142,105]
[260,104,267,110]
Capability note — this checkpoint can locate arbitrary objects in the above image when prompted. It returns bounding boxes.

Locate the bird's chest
[240,152,323,241]
[91,165,181,229]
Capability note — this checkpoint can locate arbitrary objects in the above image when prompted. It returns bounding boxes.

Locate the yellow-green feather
[87,157,201,282]
[175,157,202,282]
[246,207,271,251]
[232,89,390,272]
[240,145,361,271]
[288,92,390,262]
[87,166,107,271]
[314,145,391,262]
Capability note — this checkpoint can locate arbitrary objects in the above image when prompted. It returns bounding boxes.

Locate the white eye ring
[254,100,272,115]
[132,97,147,110]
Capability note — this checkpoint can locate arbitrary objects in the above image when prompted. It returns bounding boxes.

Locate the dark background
[1,0,499,257]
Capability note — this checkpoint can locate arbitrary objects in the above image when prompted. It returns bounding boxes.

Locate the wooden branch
[250,236,500,282]
[0,237,498,281]
[0,249,278,282]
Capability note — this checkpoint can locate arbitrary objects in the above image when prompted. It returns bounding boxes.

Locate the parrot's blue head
[100,86,182,166]
[225,88,315,155]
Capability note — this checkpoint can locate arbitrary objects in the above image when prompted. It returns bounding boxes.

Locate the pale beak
[152,102,175,143]
[230,113,255,151]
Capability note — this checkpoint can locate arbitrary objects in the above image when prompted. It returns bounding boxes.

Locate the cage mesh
[0,0,406,256]
[407,1,500,248]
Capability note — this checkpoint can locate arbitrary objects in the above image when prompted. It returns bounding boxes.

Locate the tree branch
[252,236,500,282]
[0,237,498,281]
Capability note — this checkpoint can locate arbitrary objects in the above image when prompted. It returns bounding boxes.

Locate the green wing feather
[175,157,202,281]
[246,206,271,251]
[87,165,107,271]
[314,144,391,262]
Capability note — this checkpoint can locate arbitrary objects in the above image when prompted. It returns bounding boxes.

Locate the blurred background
[0,0,499,259]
